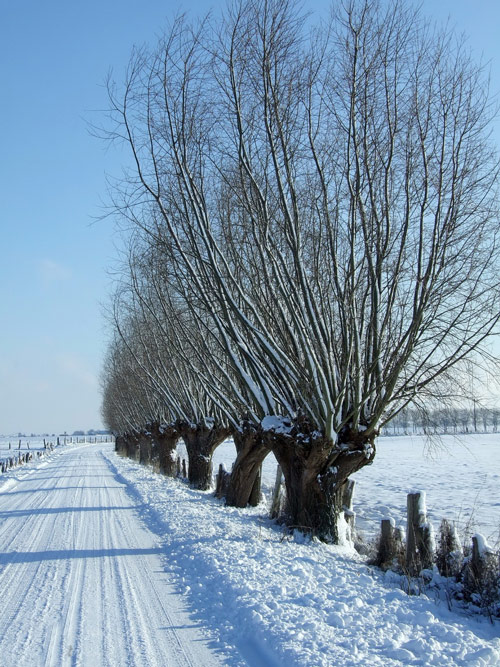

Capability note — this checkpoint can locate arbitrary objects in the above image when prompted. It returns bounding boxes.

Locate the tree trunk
[137,431,153,465]
[125,433,140,460]
[225,424,271,508]
[180,421,231,490]
[269,422,376,543]
[115,434,127,455]
[150,422,181,477]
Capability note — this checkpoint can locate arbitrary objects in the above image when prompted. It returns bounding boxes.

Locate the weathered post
[377,518,396,568]
[406,491,434,575]
[214,463,231,499]
[270,464,284,519]
[470,534,495,583]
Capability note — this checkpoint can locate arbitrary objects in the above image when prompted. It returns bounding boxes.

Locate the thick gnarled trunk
[225,424,271,508]
[115,434,127,455]
[124,432,140,461]
[137,431,153,465]
[150,422,181,477]
[269,424,376,543]
[180,422,231,490]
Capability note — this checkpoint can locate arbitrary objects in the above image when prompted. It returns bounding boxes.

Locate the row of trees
[100,0,500,542]
[384,406,500,435]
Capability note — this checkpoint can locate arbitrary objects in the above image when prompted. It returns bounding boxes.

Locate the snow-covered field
[0,436,52,459]
[0,435,498,665]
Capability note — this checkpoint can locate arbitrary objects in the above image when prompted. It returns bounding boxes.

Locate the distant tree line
[383,405,500,436]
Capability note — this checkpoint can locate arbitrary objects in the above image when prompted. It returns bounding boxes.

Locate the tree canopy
[100,0,500,540]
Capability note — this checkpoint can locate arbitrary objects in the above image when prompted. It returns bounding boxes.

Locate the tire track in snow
[0,460,82,660]
[47,467,91,666]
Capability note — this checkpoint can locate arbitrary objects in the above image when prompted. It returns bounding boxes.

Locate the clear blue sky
[1,1,499,435]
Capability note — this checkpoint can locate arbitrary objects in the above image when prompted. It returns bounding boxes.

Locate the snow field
[350,434,500,544]
[108,441,500,666]
[0,436,56,453]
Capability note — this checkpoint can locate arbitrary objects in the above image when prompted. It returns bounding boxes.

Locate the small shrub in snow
[461,535,500,620]
[436,519,463,579]
[371,518,404,570]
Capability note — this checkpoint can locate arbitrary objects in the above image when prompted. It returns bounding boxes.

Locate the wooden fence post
[406,491,434,575]
[214,464,231,498]
[376,518,395,568]
[470,534,495,583]
[270,464,284,519]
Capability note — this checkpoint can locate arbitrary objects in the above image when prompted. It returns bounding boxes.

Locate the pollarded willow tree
[100,328,176,466]
[102,0,500,541]
[103,243,239,488]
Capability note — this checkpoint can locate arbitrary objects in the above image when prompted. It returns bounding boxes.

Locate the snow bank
[105,447,500,667]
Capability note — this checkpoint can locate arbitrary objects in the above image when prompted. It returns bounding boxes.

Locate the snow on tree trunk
[225,424,271,508]
[267,422,376,543]
[150,422,181,477]
[137,431,153,465]
[180,422,231,490]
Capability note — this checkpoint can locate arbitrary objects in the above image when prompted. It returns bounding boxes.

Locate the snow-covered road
[0,444,224,667]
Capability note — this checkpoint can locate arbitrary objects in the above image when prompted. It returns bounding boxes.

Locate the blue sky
[1,1,499,435]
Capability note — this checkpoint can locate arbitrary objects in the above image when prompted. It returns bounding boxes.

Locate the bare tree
[106,239,245,488]
[101,0,500,541]
[101,331,170,464]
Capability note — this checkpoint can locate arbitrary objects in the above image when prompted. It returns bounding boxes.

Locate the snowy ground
[0,436,50,460]
[0,435,498,665]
